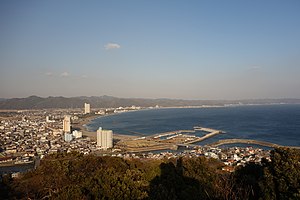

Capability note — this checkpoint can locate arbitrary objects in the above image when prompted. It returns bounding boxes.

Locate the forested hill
[1,148,299,199]
[0,95,299,109]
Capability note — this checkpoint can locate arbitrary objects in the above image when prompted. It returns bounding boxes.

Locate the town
[0,103,271,177]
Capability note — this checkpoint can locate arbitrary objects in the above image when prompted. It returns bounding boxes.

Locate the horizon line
[1,95,300,102]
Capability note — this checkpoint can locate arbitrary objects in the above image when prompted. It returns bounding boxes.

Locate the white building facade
[97,127,113,149]
[84,103,91,114]
[72,130,82,139]
[64,132,73,142]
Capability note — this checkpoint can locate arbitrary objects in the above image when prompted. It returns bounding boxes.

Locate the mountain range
[0,95,299,109]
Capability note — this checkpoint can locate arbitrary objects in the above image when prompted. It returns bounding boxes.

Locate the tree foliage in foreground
[234,148,300,200]
[259,148,300,200]
[1,148,300,200]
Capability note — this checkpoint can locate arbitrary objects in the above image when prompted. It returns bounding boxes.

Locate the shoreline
[74,114,139,141]
[72,114,99,140]
[77,105,300,148]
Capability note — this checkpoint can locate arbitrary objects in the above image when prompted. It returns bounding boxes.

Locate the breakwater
[182,127,223,144]
[208,139,300,149]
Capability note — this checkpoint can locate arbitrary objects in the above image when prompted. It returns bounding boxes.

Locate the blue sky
[1,0,300,99]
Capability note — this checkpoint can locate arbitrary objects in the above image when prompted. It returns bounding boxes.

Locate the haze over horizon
[1,1,300,100]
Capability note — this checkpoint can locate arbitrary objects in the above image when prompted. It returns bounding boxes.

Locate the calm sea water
[87,104,300,147]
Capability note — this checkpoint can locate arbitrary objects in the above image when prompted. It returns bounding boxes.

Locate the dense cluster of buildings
[0,103,115,167]
[0,111,96,165]
[109,146,270,172]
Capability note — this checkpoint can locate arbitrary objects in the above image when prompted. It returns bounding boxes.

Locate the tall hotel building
[84,103,91,114]
[63,115,71,133]
[97,127,113,149]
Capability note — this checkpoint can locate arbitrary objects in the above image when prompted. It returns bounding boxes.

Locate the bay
[87,104,300,147]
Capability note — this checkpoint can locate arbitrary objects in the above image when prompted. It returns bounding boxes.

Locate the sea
[87,104,300,147]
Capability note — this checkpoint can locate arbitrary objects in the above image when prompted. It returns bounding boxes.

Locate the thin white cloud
[60,72,70,77]
[81,75,88,78]
[45,72,53,76]
[104,43,121,50]
[247,66,261,71]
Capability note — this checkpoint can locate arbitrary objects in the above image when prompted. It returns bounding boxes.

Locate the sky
[0,0,300,100]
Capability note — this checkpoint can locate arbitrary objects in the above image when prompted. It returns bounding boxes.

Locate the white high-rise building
[97,127,113,149]
[63,115,71,133]
[64,132,73,142]
[84,103,91,114]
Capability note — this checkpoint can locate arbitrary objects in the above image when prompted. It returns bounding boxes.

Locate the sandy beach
[72,115,99,140]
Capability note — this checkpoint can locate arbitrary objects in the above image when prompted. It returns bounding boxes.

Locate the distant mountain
[0,96,299,109]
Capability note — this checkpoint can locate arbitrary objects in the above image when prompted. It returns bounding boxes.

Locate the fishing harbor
[116,126,224,152]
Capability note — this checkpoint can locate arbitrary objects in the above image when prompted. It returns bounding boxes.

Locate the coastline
[72,114,99,140]
[82,105,300,148]
[75,114,138,141]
